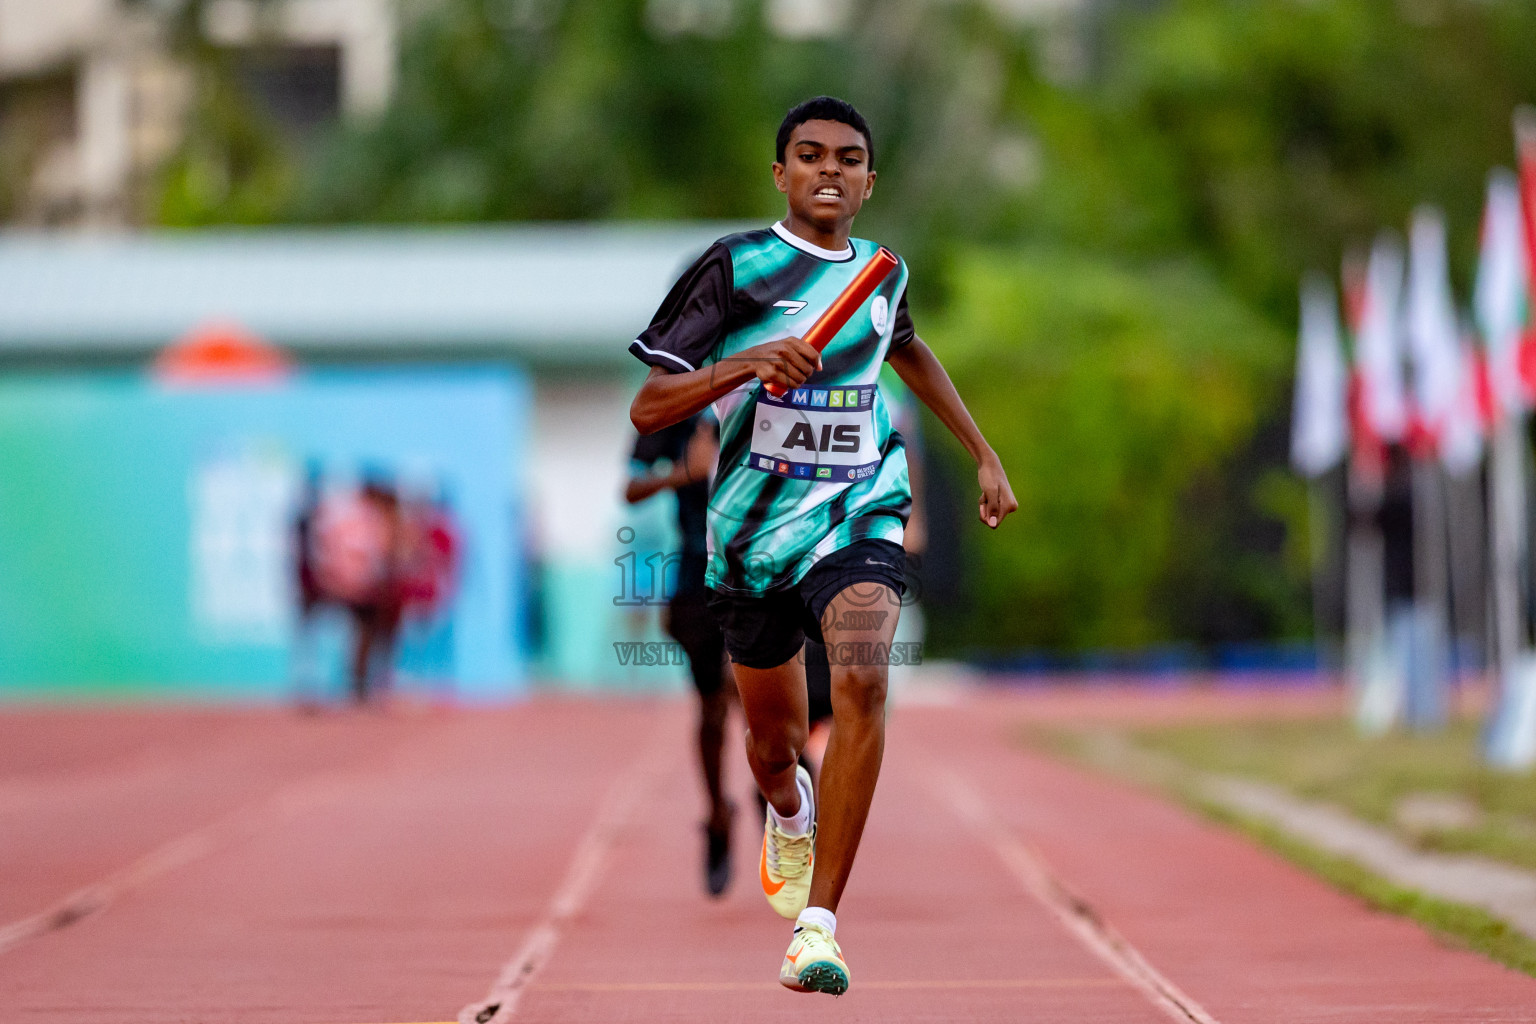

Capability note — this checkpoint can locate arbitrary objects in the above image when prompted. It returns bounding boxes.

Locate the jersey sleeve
[629,243,734,373]
[885,292,916,357]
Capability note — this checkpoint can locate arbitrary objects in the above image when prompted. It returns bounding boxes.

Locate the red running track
[1,689,1533,1023]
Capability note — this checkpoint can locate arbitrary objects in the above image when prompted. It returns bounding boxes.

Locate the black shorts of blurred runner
[803,639,835,729]
[665,590,727,698]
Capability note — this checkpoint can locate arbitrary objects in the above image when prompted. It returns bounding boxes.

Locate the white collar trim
[772,222,854,262]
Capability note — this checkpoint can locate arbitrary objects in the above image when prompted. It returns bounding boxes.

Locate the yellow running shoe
[779,922,850,995]
[759,765,815,919]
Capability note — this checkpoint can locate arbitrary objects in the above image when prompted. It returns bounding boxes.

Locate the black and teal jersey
[629,223,915,596]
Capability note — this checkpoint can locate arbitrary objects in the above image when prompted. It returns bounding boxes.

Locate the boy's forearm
[623,472,678,505]
[630,361,756,434]
[888,339,996,464]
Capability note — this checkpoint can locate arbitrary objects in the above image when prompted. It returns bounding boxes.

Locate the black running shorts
[706,539,905,670]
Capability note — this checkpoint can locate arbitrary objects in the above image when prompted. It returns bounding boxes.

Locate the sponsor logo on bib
[750,384,881,481]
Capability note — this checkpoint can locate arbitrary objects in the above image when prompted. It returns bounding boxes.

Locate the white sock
[796,907,836,936]
[768,771,814,836]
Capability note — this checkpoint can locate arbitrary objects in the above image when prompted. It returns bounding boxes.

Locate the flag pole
[1403,205,1472,730]
[1293,273,1350,682]
[1306,474,1335,678]
[1409,452,1450,728]
[1341,245,1398,733]
[1345,449,1387,727]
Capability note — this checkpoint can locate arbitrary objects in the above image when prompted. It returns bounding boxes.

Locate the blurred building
[0,0,394,226]
[0,0,1088,227]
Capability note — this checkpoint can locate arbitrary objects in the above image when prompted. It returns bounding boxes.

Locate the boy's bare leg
[807,582,901,912]
[732,656,810,818]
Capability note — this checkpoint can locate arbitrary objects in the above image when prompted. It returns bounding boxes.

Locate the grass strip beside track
[1135,717,1536,871]
[1028,724,1536,981]
[1192,796,1536,978]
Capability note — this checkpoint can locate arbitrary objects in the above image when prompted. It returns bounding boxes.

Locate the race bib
[749,385,880,482]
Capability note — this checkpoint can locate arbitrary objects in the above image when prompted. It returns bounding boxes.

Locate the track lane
[1,701,664,1024]
[507,705,1167,1023]
[912,698,1536,1023]
[0,708,428,926]
[7,693,1536,1024]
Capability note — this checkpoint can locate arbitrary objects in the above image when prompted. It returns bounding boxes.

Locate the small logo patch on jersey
[816,467,832,478]
[811,390,829,407]
[774,300,808,316]
[870,295,889,335]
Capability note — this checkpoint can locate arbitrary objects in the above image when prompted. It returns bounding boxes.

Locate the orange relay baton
[763,246,900,397]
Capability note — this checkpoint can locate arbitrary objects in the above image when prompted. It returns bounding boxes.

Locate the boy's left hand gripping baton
[762,246,900,397]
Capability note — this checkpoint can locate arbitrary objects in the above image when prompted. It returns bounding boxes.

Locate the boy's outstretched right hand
[744,338,822,391]
[977,454,1017,530]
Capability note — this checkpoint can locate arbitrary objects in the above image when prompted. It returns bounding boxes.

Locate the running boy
[628,96,1016,995]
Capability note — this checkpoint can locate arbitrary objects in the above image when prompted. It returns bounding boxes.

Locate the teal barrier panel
[0,368,528,700]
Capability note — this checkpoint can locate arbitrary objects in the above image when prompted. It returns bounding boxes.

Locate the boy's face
[773,119,876,231]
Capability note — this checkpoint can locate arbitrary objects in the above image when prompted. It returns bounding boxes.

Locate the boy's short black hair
[776,96,874,170]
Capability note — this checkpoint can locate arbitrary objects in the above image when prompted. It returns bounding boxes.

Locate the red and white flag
[1407,206,1483,475]
[1291,273,1349,478]
[1518,108,1536,401]
[1353,234,1409,448]
[1474,169,1531,418]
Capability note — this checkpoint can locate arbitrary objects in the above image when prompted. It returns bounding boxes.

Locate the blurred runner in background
[314,473,405,705]
[623,413,739,896]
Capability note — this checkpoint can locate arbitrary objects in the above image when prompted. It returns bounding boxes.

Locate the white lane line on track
[457,717,674,1024]
[923,760,1222,1024]
[0,730,424,958]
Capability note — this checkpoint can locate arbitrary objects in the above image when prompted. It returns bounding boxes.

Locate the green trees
[158,0,1038,238]
[150,0,1536,654]
[1087,0,1536,315]
[924,248,1293,653]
